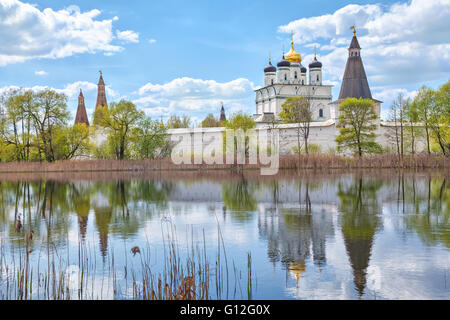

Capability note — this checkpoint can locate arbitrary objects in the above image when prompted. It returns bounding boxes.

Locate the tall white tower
[264,54,277,86]
[309,47,323,85]
[300,64,307,85]
[277,49,291,84]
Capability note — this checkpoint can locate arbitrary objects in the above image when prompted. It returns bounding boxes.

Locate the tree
[392,93,407,157]
[414,82,450,155]
[405,97,419,155]
[167,115,191,129]
[414,86,434,154]
[224,112,256,157]
[335,98,382,157]
[0,90,36,161]
[99,100,144,160]
[28,90,70,162]
[386,100,401,155]
[53,124,90,160]
[279,97,313,155]
[93,105,108,127]
[134,116,168,159]
[428,82,450,155]
[201,113,221,128]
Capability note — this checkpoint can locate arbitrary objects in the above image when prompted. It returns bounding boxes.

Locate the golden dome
[285,33,302,63]
[288,261,306,280]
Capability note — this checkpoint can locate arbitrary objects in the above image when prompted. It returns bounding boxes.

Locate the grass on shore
[0,154,448,173]
[0,223,254,300]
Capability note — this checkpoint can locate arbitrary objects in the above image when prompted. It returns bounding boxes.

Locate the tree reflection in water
[221,176,257,221]
[0,179,173,257]
[0,171,448,300]
[338,176,382,298]
[402,175,449,248]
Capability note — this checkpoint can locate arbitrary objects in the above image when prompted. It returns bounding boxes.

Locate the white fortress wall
[167,121,428,156]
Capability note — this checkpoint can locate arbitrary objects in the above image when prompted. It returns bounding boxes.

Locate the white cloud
[278,0,450,87]
[116,30,139,43]
[373,87,418,105]
[0,81,118,99]
[148,39,157,44]
[34,70,47,76]
[135,77,255,119]
[373,87,418,119]
[58,81,118,99]
[0,0,137,65]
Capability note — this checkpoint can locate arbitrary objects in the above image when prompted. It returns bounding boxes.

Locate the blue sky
[0,0,449,124]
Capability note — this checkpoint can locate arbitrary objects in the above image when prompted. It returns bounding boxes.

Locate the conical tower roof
[95,70,108,109]
[220,103,226,122]
[74,89,89,126]
[338,29,374,101]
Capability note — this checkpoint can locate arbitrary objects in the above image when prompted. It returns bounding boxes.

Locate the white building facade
[254,37,333,123]
[135,31,424,156]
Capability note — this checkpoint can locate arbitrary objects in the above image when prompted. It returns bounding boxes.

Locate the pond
[0,170,449,300]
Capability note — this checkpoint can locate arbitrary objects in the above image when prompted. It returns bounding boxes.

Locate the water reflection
[0,170,448,299]
[258,179,334,282]
[404,176,449,248]
[338,176,382,297]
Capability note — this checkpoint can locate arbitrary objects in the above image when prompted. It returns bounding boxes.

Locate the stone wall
[167,121,428,155]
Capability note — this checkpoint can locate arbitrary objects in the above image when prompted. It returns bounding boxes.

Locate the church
[254,33,333,123]
[77,29,422,155]
[254,28,381,125]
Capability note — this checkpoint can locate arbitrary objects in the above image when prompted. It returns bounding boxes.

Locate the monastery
[76,29,422,155]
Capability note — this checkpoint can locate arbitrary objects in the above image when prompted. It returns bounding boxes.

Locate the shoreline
[0,154,448,174]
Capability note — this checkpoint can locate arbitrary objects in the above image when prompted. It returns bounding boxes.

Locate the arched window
[319,109,324,118]
[271,79,274,85]
[317,75,319,82]
[284,74,287,81]
[302,80,304,85]
[294,71,297,79]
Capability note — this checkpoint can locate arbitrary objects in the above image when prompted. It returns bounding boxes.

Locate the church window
[302,80,304,85]
[317,75,319,82]
[271,79,274,85]
[284,74,287,81]
[294,71,297,79]
[319,109,323,118]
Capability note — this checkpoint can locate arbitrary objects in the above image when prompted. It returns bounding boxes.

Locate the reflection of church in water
[257,191,335,279]
[256,177,382,297]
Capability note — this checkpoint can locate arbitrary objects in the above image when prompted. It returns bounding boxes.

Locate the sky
[0,0,449,125]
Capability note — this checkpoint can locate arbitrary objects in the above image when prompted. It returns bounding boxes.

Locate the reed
[0,154,447,174]
[0,222,255,300]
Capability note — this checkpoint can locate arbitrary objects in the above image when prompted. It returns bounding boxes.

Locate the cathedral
[74,71,108,126]
[254,29,381,124]
[77,29,421,155]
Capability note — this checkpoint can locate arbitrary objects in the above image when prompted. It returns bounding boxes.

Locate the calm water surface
[0,170,449,300]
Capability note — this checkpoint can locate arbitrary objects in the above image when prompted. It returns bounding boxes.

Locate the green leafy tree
[28,90,70,162]
[53,124,91,160]
[224,112,256,131]
[335,98,382,157]
[429,81,450,155]
[279,97,312,155]
[414,82,449,155]
[167,115,191,129]
[1,90,35,161]
[223,112,256,157]
[134,116,168,159]
[201,113,221,128]
[93,105,108,127]
[99,100,144,160]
